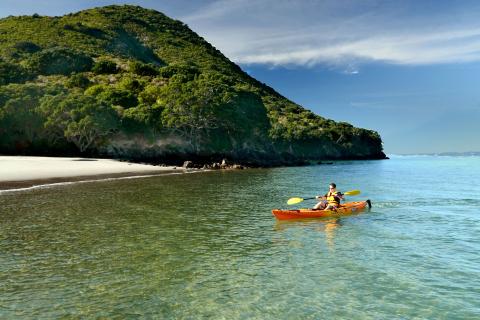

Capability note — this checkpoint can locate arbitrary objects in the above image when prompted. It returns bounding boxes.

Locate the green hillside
[0,5,385,165]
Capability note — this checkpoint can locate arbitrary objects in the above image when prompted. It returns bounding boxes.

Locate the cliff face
[0,5,386,165]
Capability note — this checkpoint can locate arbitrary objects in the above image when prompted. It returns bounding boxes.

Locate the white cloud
[181,0,480,67]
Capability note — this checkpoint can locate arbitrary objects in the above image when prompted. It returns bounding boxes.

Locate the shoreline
[0,156,182,191]
[0,155,389,192]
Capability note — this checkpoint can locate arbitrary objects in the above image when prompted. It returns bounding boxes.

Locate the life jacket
[326,191,341,206]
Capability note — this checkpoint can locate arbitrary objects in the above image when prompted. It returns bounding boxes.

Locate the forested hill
[0,5,386,165]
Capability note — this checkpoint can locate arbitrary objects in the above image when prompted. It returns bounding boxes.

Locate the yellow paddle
[287,190,361,205]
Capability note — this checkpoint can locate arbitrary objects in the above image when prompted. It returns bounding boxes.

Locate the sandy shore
[0,156,180,191]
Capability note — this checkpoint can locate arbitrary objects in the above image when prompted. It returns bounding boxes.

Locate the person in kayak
[313,182,344,210]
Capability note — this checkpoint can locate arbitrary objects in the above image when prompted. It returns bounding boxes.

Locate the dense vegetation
[0,5,385,165]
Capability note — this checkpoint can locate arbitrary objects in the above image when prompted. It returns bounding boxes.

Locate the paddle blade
[287,197,304,205]
[344,190,360,196]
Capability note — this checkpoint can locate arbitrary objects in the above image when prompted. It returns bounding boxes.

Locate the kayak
[272,200,371,220]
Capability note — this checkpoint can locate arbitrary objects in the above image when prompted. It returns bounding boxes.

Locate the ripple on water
[1,157,480,318]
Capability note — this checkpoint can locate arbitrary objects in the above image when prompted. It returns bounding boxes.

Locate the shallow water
[1,156,479,318]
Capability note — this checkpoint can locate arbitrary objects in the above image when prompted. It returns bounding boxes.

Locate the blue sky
[1,0,480,154]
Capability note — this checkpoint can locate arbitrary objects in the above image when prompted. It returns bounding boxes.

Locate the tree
[0,83,64,150]
[39,93,119,152]
[158,72,237,151]
[2,98,41,141]
[85,84,138,108]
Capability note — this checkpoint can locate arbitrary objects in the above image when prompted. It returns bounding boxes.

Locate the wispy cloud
[181,0,480,67]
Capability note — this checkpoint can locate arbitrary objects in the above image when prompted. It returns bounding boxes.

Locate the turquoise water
[1,155,479,319]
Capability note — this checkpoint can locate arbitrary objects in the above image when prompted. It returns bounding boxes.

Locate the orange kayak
[272,200,371,220]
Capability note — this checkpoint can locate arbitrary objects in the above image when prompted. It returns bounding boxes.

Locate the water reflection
[274,218,342,249]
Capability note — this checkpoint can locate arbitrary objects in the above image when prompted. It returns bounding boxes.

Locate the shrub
[129,61,158,76]
[13,41,41,53]
[26,47,93,75]
[92,60,118,74]
[66,73,91,89]
[159,64,199,79]
[118,76,144,93]
[0,60,32,85]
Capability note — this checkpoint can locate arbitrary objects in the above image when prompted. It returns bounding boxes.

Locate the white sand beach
[0,156,179,187]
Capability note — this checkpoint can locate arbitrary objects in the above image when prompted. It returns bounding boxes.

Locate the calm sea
[1,155,479,319]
